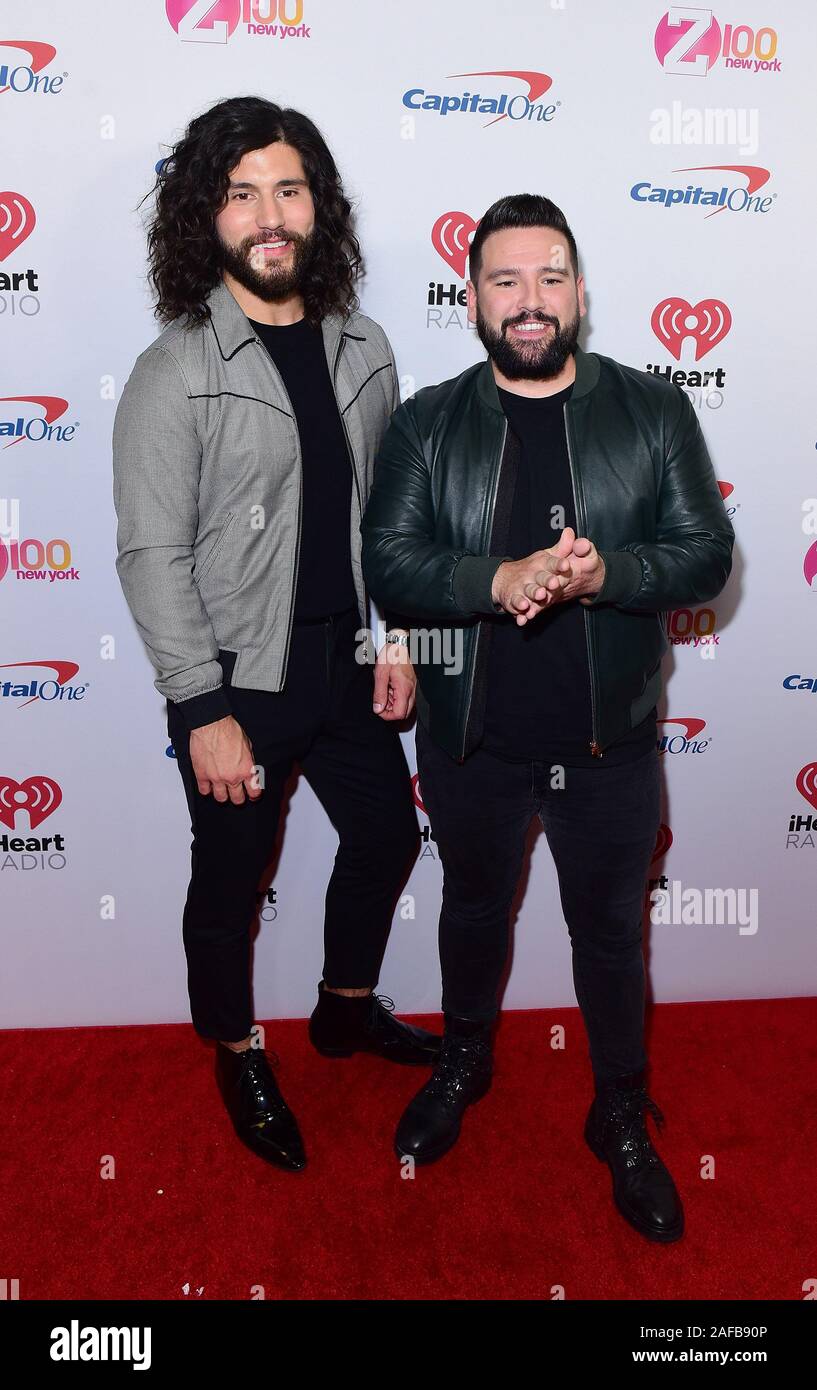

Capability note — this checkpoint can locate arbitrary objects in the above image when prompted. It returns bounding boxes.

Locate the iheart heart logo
[651,823,673,862]
[0,192,36,260]
[650,297,732,360]
[795,763,817,812]
[431,211,478,279]
[0,774,62,829]
[411,773,426,816]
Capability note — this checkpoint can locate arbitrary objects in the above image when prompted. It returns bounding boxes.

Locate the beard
[217,227,314,302]
[475,302,581,380]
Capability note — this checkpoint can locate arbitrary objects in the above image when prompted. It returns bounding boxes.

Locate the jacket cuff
[171,684,233,730]
[452,555,511,615]
[582,550,643,607]
[384,609,412,633]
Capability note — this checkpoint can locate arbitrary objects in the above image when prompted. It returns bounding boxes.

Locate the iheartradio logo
[651,823,673,862]
[796,763,817,812]
[0,774,61,829]
[804,542,817,589]
[411,772,426,816]
[0,192,36,260]
[651,297,731,360]
[431,211,478,279]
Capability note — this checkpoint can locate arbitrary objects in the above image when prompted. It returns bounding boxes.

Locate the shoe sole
[585,1128,684,1243]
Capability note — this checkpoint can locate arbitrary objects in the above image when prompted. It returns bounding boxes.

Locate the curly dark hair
[142,96,363,326]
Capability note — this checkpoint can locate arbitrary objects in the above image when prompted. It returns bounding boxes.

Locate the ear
[576,273,587,319]
[466,279,477,324]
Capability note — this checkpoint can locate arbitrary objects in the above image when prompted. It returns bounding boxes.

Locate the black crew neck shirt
[480,382,656,767]
[248,315,357,621]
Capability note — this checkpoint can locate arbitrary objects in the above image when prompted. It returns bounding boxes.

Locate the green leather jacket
[361,346,735,763]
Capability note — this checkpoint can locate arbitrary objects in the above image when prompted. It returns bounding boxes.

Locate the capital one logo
[0,192,36,260]
[797,763,817,812]
[0,396,73,449]
[654,8,780,76]
[431,212,478,279]
[657,717,710,754]
[0,41,64,96]
[0,774,61,829]
[651,298,731,360]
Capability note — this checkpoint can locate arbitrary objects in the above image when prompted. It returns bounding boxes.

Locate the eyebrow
[486,265,569,279]
[227,178,309,190]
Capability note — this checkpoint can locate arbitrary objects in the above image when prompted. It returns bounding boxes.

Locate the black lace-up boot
[308,980,441,1064]
[215,1043,306,1171]
[394,1015,494,1164]
[584,1069,684,1242]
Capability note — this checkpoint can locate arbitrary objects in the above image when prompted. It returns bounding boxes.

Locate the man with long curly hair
[112,96,438,1173]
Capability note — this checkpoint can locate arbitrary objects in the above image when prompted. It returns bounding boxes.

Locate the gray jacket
[112,279,399,727]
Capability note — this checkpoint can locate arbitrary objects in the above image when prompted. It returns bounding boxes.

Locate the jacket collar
[475,343,600,413]
[204,278,363,362]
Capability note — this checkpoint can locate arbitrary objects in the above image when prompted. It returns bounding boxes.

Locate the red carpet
[2,998,815,1301]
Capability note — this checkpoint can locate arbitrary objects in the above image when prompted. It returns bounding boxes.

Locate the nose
[254,195,284,230]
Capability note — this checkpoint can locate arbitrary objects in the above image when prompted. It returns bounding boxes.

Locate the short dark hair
[143,95,363,326]
[469,194,579,285]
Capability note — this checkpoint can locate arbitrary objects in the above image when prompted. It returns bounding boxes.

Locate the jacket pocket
[193,511,236,586]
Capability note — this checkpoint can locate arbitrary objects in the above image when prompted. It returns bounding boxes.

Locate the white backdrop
[2,0,816,1030]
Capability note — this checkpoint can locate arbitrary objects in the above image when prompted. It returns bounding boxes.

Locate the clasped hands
[491,526,606,626]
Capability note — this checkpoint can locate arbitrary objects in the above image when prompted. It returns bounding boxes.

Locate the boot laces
[241,1048,288,1121]
[425,1034,491,1110]
[603,1086,665,1169]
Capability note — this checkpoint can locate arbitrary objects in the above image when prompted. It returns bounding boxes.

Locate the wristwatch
[384,630,410,646]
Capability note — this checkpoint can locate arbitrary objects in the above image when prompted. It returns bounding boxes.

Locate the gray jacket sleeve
[112,346,231,728]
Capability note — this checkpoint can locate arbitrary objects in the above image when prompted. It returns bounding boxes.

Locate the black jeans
[167,607,420,1042]
[415,719,661,1084]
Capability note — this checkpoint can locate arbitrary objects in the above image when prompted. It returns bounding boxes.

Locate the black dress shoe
[584,1070,684,1242]
[394,1018,493,1164]
[308,980,441,1065]
[215,1043,306,1171]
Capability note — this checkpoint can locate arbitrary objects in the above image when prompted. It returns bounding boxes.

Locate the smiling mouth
[249,239,291,258]
[508,319,554,334]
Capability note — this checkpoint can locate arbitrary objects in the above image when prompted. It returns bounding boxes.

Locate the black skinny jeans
[415,719,661,1084]
[167,607,420,1042]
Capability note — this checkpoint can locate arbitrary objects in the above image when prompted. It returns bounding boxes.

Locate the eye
[231,191,251,201]
[278,188,300,198]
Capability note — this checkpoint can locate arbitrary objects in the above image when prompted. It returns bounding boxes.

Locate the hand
[189,715,262,804]
[373,636,417,720]
[491,527,576,625]
[572,534,606,604]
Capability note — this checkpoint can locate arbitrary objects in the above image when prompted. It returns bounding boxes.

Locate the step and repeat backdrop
[2,1,816,1030]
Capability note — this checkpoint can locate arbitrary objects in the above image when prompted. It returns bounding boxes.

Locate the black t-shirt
[480,382,656,767]
[249,315,357,621]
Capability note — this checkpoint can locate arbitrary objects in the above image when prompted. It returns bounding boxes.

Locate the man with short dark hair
[113,97,440,1174]
[362,194,734,1241]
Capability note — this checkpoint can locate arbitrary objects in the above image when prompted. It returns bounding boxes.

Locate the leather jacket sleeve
[362,398,507,620]
[584,387,734,612]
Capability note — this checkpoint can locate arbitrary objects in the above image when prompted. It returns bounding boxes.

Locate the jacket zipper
[332,331,365,549]
[563,402,603,757]
[256,342,302,690]
[459,417,508,760]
